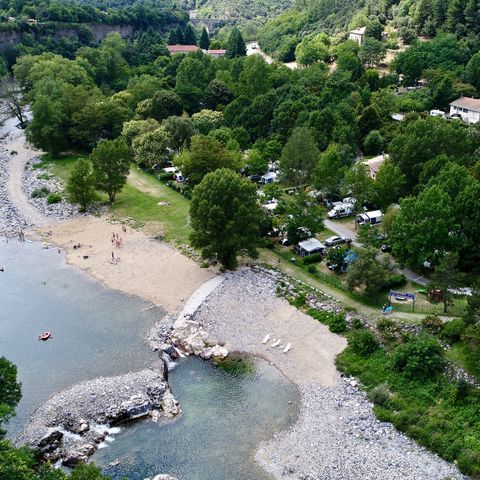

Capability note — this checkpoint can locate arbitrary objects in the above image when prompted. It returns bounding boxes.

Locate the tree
[373,160,406,210]
[464,282,480,325]
[280,127,319,185]
[295,33,330,66]
[428,252,463,313]
[343,162,374,208]
[168,26,183,45]
[150,90,183,121]
[183,24,197,45]
[199,27,210,50]
[66,159,97,212]
[464,51,480,91]
[238,55,271,98]
[132,128,172,168]
[359,38,386,68]
[358,105,382,136]
[191,109,224,135]
[390,185,455,268]
[226,28,246,58]
[90,138,130,203]
[363,130,384,155]
[365,19,383,41]
[346,247,390,297]
[176,135,242,185]
[121,118,159,146]
[204,79,233,109]
[162,116,195,151]
[190,168,263,269]
[391,334,445,378]
[314,144,344,197]
[245,149,268,175]
[0,357,21,437]
[0,76,27,128]
[27,94,67,157]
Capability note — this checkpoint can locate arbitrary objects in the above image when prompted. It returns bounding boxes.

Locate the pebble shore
[194,269,466,480]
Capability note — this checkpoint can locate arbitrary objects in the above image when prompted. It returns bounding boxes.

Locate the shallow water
[0,240,162,436]
[93,355,299,480]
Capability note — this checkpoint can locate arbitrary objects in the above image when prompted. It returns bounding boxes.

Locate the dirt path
[5,131,49,229]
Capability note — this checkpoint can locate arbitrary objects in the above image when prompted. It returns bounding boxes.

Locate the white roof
[297,238,325,252]
[262,172,277,180]
[366,210,382,217]
[349,27,366,35]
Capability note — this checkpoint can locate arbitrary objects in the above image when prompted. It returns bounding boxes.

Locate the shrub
[308,308,335,325]
[367,383,390,406]
[303,253,323,265]
[421,314,443,335]
[440,318,466,343]
[329,313,347,333]
[31,187,50,198]
[307,264,318,274]
[348,329,379,356]
[390,335,445,379]
[376,317,399,342]
[384,273,407,288]
[47,192,62,204]
[450,378,471,403]
[352,318,364,330]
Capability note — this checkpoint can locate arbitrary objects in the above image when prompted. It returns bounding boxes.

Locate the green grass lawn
[447,343,480,381]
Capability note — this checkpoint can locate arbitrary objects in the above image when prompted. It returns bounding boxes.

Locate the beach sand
[41,216,216,314]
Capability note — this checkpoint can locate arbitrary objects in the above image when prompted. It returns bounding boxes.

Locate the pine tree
[464,0,479,31]
[168,28,178,45]
[447,0,466,31]
[226,27,246,58]
[199,26,210,50]
[183,23,197,45]
[433,0,448,27]
[174,26,184,45]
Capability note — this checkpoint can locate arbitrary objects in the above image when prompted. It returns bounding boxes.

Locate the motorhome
[327,202,354,219]
[356,210,383,225]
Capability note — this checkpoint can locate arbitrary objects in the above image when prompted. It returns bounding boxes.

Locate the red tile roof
[166,45,199,54]
[207,49,227,55]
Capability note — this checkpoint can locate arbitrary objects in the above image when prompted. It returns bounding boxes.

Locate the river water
[1,239,299,479]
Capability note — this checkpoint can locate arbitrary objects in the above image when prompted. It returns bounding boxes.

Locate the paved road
[324,219,429,286]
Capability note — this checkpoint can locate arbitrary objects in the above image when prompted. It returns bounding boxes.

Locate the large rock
[37,430,63,454]
[161,389,181,418]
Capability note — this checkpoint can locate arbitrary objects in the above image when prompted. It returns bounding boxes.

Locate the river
[1,238,299,479]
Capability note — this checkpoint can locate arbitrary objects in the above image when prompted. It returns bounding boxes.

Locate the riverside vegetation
[1,0,480,477]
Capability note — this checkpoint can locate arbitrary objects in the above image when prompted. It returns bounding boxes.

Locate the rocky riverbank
[16,368,180,466]
[191,267,466,480]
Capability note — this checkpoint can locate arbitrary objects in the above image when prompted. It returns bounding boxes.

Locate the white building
[348,27,366,45]
[362,154,389,180]
[449,96,480,124]
[260,172,277,184]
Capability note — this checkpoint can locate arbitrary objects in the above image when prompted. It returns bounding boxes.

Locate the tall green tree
[132,128,171,168]
[176,135,242,185]
[183,23,197,45]
[373,160,406,210]
[280,127,319,185]
[226,28,246,58]
[190,168,262,269]
[199,27,210,50]
[464,51,480,91]
[428,252,463,313]
[0,357,21,437]
[90,138,130,203]
[314,143,344,197]
[343,162,374,208]
[66,159,97,212]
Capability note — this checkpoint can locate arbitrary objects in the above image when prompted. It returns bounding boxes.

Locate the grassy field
[45,154,192,245]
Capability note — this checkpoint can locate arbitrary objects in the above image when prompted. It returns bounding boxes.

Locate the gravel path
[193,269,466,480]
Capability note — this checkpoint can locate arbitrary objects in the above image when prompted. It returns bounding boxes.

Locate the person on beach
[111,251,115,262]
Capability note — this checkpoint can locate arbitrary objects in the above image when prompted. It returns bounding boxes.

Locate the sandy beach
[40,217,216,314]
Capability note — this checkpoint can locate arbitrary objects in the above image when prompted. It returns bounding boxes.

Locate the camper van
[356,210,383,225]
[327,202,355,219]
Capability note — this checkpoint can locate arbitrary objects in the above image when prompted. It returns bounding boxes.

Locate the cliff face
[0,24,135,51]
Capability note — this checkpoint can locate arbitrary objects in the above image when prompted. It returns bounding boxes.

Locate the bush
[440,318,466,343]
[329,313,347,333]
[47,192,62,204]
[367,383,390,406]
[303,253,323,265]
[307,264,318,274]
[421,314,443,335]
[384,273,407,288]
[348,329,379,356]
[31,186,50,198]
[390,335,445,379]
[376,317,399,342]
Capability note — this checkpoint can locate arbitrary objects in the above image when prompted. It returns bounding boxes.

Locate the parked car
[325,235,346,247]
[381,244,392,253]
[278,238,291,247]
[248,174,262,182]
[327,262,341,271]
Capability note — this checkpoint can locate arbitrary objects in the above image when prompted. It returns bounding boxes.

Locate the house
[391,113,405,122]
[356,210,383,226]
[166,45,199,55]
[295,238,326,257]
[449,96,480,124]
[206,49,227,57]
[362,154,388,180]
[260,172,277,184]
[348,27,366,45]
